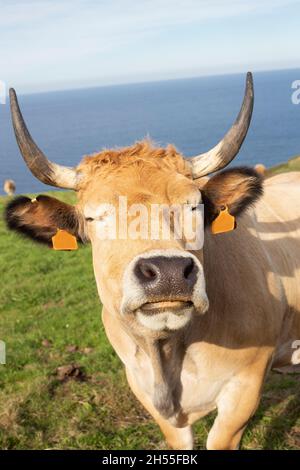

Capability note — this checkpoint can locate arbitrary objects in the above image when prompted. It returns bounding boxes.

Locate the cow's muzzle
[134,256,198,298]
[121,250,209,331]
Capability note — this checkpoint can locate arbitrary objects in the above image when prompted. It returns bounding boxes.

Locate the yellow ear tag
[52,229,78,251]
[211,206,236,235]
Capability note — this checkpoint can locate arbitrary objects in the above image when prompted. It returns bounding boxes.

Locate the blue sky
[0,0,299,93]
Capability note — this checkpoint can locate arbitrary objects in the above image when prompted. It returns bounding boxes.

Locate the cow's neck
[121,318,186,419]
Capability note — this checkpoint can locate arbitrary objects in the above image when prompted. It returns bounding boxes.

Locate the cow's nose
[134,256,198,297]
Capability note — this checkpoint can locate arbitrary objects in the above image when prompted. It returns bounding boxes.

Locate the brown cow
[5,73,300,449]
[3,179,16,195]
[254,163,267,177]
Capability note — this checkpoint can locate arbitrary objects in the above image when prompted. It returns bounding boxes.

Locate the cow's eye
[85,217,94,222]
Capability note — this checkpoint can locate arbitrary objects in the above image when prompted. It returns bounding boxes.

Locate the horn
[188,72,254,178]
[9,88,77,189]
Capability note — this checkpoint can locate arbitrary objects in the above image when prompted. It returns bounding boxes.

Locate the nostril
[135,261,159,283]
[140,263,157,280]
[134,256,198,291]
[183,258,195,280]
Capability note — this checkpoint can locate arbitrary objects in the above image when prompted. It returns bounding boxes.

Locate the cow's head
[5,73,262,339]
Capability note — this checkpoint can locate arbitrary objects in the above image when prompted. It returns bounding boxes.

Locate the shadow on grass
[245,374,300,450]
[0,370,164,450]
[261,392,300,449]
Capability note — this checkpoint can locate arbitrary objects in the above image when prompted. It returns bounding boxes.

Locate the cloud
[0,0,297,30]
[0,0,298,92]
[0,0,298,29]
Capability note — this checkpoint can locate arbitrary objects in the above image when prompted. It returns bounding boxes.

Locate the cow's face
[6,74,262,336]
[76,143,209,334]
[5,141,262,336]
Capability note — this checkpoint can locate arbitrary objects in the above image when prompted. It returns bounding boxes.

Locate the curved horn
[9,88,77,189]
[188,72,254,178]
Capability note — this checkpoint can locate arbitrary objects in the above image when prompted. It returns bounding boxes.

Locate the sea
[0,68,299,195]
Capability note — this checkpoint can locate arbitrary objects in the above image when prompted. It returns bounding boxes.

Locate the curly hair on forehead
[76,140,192,182]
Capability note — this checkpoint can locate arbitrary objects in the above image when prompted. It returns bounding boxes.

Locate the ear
[201,167,263,226]
[5,195,86,246]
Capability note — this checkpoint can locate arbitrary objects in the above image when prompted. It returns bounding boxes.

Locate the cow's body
[101,172,300,449]
[6,76,300,449]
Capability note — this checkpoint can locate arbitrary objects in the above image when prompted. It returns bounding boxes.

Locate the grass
[267,155,300,176]
[0,182,300,450]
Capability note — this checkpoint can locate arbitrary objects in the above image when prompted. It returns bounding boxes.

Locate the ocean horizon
[1,68,300,195]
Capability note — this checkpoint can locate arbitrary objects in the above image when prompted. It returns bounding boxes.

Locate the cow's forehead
[77,141,189,177]
[76,140,193,202]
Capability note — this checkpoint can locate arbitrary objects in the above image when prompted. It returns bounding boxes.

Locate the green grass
[268,155,300,176]
[0,188,299,450]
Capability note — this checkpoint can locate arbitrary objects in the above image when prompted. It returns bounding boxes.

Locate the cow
[3,179,16,196]
[4,73,300,450]
[254,163,267,177]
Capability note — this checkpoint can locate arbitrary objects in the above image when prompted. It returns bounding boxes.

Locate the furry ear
[202,167,263,226]
[5,195,86,246]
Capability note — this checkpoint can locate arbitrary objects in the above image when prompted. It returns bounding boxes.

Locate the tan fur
[204,171,260,208]
[8,140,300,449]
[254,163,267,176]
[3,179,16,196]
[72,143,300,449]
[77,140,192,191]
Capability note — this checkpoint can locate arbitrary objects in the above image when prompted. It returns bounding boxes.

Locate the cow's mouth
[140,300,193,314]
[136,300,194,331]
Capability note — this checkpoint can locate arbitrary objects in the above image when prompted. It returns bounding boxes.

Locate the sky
[0,0,299,94]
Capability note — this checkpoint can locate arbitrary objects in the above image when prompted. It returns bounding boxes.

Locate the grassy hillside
[268,155,300,176]
[0,190,299,450]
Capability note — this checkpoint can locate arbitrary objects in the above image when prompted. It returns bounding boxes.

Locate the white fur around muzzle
[121,249,209,331]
